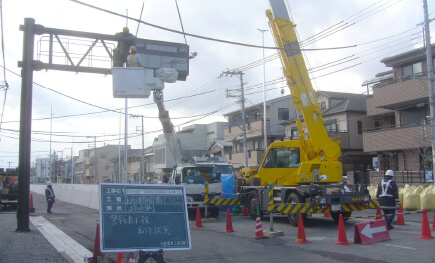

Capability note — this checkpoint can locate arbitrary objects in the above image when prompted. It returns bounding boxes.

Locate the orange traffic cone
[252,215,267,239]
[29,193,35,213]
[242,206,249,216]
[375,208,382,220]
[417,209,434,240]
[323,212,330,218]
[334,214,351,245]
[293,214,311,244]
[93,223,102,258]
[117,252,124,263]
[394,204,407,226]
[193,207,204,228]
[223,208,235,233]
[117,252,135,263]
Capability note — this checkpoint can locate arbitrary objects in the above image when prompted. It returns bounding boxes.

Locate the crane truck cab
[171,157,233,218]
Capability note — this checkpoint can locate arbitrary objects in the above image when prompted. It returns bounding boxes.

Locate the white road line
[30,216,93,263]
[378,243,416,250]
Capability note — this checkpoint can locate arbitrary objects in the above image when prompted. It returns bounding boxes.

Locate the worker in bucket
[127,46,143,67]
[376,169,400,230]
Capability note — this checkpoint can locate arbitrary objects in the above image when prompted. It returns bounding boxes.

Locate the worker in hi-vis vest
[376,169,400,230]
[127,46,143,67]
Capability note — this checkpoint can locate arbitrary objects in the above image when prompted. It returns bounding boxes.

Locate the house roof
[207,139,232,151]
[381,43,435,67]
[317,90,367,115]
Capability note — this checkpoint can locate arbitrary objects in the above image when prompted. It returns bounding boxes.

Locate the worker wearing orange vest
[127,46,142,67]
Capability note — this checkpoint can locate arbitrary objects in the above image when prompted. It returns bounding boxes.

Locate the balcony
[225,150,265,168]
[371,78,427,110]
[366,96,394,117]
[363,124,431,152]
[224,120,269,140]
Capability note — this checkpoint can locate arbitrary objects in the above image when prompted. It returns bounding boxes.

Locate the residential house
[224,95,295,171]
[363,44,435,177]
[284,91,371,174]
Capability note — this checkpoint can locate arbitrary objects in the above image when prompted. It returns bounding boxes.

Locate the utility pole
[423,0,435,184]
[258,28,268,150]
[49,106,53,182]
[93,137,97,181]
[131,114,145,184]
[124,100,128,184]
[223,71,249,168]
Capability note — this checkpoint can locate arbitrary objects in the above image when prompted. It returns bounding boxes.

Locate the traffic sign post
[99,183,191,253]
[354,220,390,244]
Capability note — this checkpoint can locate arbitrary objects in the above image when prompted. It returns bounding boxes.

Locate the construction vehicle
[171,156,234,218]
[0,171,18,209]
[234,0,371,226]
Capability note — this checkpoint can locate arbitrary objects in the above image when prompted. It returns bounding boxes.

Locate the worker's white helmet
[385,170,394,177]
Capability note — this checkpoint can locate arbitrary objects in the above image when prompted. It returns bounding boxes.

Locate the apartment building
[284,91,371,174]
[363,44,435,173]
[224,95,295,170]
[152,122,226,177]
[75,145,130,184]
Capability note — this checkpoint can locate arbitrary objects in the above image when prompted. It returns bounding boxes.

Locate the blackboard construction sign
[99,183,191,252]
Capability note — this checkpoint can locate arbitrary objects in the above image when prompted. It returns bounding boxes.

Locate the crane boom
[153,90,183,166]
[267,0,340,162]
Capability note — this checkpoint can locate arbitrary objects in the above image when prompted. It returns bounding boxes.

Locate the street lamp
[258,28,268,150]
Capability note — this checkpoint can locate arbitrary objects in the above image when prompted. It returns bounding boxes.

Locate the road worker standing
[376,169,400,230]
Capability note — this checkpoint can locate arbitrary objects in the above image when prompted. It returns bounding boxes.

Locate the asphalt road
[29,192,435,263]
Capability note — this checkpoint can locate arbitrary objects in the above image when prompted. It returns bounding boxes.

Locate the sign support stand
[138,250,165,263]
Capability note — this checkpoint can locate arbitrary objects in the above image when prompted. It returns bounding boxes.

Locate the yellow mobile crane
[235,0,371,226]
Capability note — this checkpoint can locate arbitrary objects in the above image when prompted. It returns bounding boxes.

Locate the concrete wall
[31,184,99,210]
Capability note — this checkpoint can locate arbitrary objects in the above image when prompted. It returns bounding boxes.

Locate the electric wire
[0,0,8,135]
[67,0,356,52]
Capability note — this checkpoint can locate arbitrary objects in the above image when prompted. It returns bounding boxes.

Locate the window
[357,121,362,134]
[253,140,263,150]
[402,62,422,77]
[278,108,289,120]
[324,119,338,132]
[236,143,243,153]
[254,112,261,121]
[291,128,299,139]
[320,101,326,110]
[262,147,300,168]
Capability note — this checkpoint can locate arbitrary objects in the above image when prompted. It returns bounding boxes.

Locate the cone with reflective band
[323,212,330,218]
[193,206,204,228]
[117,252,135,263]
[223,208,235,233]
[29,193,35,213]
[375,208,382,220]
[334,214,351,245]
[252,199,267,239]
[93,223,102,258]
[417,209,434,240]
[394,204,406,226]
[242,206,249,216]
[252,216,267,239]
[293,214,311,244]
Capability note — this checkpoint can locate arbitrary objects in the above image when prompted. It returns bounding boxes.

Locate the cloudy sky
[0,0,433,170]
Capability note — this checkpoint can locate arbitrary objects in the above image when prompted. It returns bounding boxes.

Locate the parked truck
[0,173,18,209]
[171,156,235,218]
[235,0,371,226]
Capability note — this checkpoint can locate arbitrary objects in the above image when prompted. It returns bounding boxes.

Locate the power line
[0,0,9,135]
[67,0,356,52]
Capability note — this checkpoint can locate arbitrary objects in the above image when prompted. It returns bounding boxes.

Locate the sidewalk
[0,207,69,263]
